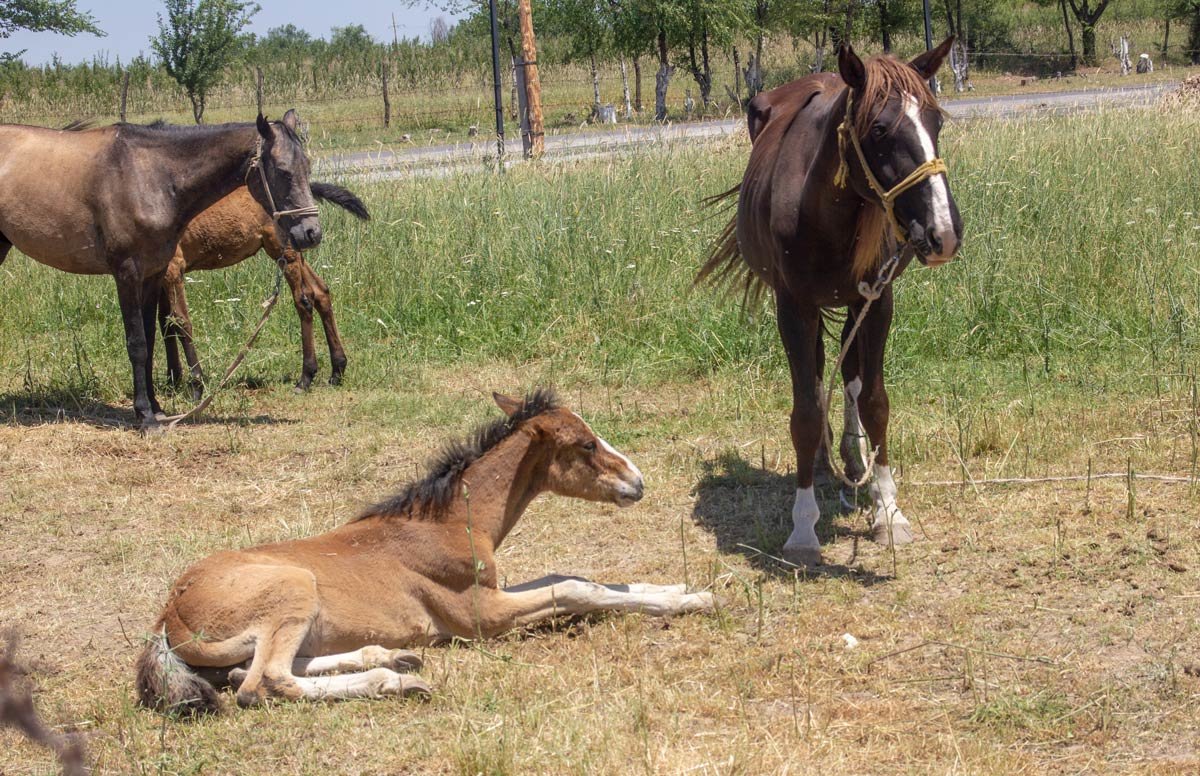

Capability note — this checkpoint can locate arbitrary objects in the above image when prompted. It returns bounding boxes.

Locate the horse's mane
[699,54,938,295]
[118,118,303,146]
[356,389,562,522]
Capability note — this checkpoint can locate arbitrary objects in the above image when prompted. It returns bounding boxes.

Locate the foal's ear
[282,109,301,132]
[909,36,955,80]
[493,392,523,418]
[256,112,272,139]
[838,43,867,92]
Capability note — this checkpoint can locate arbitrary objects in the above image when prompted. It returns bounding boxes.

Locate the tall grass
[0,107,1196,421]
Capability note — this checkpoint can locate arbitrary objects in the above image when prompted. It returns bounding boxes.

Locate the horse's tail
[135,625,220,717]
[310,182,371,221]
[695,183,767,305]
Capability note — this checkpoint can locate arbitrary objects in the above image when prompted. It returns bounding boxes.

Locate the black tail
[310,182,371,221]
[135,627,220,718]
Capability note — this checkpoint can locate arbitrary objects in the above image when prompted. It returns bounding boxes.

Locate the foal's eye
[582,441,597,453]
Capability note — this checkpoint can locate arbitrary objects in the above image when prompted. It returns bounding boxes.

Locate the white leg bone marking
[869,464,914,546]
[782,487,822,566]
[295,668,430,701]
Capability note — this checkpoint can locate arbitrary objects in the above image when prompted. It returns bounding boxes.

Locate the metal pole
[488,0,505,166]
[922,0,936,92]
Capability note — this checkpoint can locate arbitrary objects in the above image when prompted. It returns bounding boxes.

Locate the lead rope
[163,137,312,429]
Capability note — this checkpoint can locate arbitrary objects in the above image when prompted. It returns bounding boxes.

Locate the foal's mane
[698,54,939,294]
[357,389,562,522]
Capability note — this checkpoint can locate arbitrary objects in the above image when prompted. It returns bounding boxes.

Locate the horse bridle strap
[833,91,948,242]
[248,137,321,223]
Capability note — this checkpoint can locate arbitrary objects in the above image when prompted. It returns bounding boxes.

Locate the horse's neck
[451,431,547,549]
[163,125,259,229]
[799,94,863,247]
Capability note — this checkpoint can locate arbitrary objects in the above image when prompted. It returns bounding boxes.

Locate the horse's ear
[256,112,272,139]
[493,392,523,418]
[909,36,955,80]
[838,43,867,92]
[282,109,300,132]
[746,93,772,143]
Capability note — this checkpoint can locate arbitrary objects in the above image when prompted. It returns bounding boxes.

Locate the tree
[677,0,745,106]
[1064,0,1111,64]
[0,0,103,62]
[430,16,451,43]
[151,0,258,124]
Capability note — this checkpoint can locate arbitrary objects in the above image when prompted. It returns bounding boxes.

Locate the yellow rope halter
[833,91,948,242]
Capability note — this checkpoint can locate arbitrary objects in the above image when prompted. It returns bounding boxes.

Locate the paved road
[315,81,1175,180]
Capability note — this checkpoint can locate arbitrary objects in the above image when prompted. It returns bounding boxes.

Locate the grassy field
[1,105,1200,773]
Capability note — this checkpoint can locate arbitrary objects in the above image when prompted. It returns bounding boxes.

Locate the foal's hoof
[871,521,915,547]
[228,667,249,686]
[385,649,424,673]
[373,669,432,701]
[781,545,823,568]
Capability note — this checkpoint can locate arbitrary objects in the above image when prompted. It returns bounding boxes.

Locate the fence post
[255,66,264,114]
[381,62,391,128]
[119,70,130,122]
[516,0,544,157]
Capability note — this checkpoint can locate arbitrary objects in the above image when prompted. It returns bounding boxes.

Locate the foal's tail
[135,626,220,717]
[310,182,371,221]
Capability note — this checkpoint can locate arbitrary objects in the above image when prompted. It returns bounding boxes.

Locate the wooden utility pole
[381,62,391,128]
[119,70,130,122]
[516,0,544,158]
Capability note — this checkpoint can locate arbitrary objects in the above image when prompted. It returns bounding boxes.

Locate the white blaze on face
[784,486,820,550]
[574,412,644,494]
[902,93,957,260]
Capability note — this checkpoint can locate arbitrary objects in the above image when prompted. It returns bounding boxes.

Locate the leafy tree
[151,0,259,123]
[1064,0,1111,63]
[0,0,103,62]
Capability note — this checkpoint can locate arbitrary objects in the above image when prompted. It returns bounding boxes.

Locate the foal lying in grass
[137,390,713,715]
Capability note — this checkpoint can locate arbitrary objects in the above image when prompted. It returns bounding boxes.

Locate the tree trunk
[633,55,643,112]
[190,92,204,124]
[655,29,671,121]
[590,52,601,118]
[620,57,632,119]
[1190,4,1200,64]
[1081,22,1097,64]
[1161,16,1170,61]
[880,0,892,53]
[733,47,741,102]
[1060,0,1077,69]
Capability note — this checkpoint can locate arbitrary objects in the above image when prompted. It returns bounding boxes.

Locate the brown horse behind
[137,390,713,715]
[700,41,963,567]
[159,182,370,397]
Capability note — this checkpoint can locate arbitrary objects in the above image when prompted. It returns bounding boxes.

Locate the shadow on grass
[0,387,294,430]
[691,449,889,584]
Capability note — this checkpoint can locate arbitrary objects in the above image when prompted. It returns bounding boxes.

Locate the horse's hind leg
[299,260,347,386]
[854,288,914,547]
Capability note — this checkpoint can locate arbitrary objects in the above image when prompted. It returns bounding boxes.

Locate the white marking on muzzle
[902,94,957,260]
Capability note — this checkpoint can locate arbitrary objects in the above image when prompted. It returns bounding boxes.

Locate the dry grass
[1,361,1198,774]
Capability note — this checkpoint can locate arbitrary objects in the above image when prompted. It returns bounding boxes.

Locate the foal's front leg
[775,294,825,567]
[471,575,713,636]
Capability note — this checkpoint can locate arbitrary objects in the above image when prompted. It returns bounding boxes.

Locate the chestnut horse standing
[159,182,369,398]
[700,41,963,567]
[137,390,713,715]
[0,111,319,431]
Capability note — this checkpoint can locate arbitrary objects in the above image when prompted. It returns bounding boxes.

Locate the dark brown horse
[700,40,963,567]
[0,110,320,431]
[158,182,369,399]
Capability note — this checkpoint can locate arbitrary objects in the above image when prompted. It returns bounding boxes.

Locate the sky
[4,0,468,66]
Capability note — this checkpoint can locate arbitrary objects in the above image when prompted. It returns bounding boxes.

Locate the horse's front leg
[472,576,713,636]
[775,294,825,567]
[854,287,914,547]
[113,260,160,432]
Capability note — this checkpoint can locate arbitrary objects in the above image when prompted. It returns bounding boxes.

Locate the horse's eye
[582,441,597,453]
[871,124,887,139]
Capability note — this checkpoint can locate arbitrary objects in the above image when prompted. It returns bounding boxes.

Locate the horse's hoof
[872,521,915,547]
[228,667,248,686]
[140,419,166,436]
[294,376,314,393]
[399,675,433,701]
[328,374,343,387]
[386,649,423,673]
[782,545,823,568]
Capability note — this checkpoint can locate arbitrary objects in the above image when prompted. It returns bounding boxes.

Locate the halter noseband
[833,90,948,243]
[248,136,321,223]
